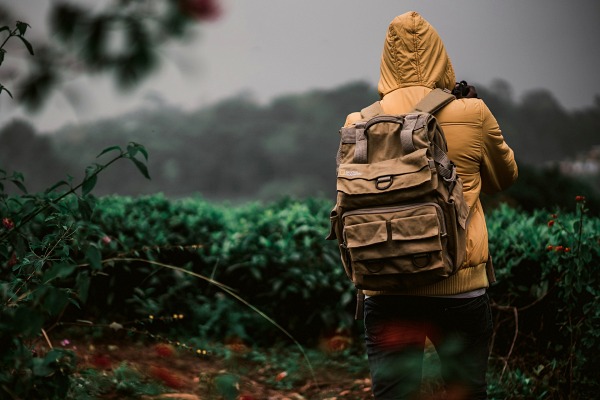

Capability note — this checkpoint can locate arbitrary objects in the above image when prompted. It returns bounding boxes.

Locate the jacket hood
[378,11,456,98]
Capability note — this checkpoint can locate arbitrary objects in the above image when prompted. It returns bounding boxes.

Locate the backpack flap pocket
[337,149,436,208]
[342,205,450,290]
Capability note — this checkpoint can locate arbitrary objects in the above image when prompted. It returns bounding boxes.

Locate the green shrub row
[1,187,599,398]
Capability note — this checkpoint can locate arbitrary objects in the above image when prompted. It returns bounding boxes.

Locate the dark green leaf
[130,157,151,179]
[76,271,90,303]
[43,262,76,282]
[13,307,45,337]
[11,171,25,181]
[78,196,93,220]
[127,142,148,161]
[10,179,28,194]
[82,165,98,196]
[18,36,34,56]
[96,145,122,158]
[0,84,13,98]
[81,174,97,196]
[16,21,30,36]
[126,142,139,158]
[45,180,70,194]
[0,48,6,65]
[0,26,9,34]
[41,287,70,316]
[85,246,102,270]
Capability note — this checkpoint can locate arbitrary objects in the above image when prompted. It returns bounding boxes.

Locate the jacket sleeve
[480,103,518,194]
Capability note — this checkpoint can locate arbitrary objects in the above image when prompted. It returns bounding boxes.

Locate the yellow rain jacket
[345,11,518,296]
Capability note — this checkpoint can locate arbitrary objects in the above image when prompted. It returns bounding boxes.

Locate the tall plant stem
[101,257,320,389]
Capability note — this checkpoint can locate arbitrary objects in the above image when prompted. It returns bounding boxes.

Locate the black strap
[355,289,365,320]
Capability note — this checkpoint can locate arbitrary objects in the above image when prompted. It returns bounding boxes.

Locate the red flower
[101,235,112,245]
[555,245,564,252]
[546,245,553,251]
[2,218,14,230]
[6,252,17,268]
[575,195,586,202]
[149,365,184,389]
[564,247,571,252]
[178,0,221,20]
[90,354,112,369]
[153,343,175,358]
[547,220,555,227]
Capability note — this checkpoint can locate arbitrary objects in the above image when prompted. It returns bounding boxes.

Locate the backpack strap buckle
[375,176,393,190]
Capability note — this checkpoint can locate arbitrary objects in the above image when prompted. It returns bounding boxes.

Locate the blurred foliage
[0,20,34,99]
[487,199,600,398]
[2,80,599,209]
[0,0,220,110]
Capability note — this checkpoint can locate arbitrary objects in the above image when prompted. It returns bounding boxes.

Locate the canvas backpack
[327,89,470,293]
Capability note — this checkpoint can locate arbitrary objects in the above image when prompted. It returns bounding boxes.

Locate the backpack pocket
[342,203,452,290]
[337,149,437,209]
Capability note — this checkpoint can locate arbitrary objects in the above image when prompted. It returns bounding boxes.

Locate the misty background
[0,0,599,211]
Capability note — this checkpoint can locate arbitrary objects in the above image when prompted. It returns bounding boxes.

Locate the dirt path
[60,338,374,400]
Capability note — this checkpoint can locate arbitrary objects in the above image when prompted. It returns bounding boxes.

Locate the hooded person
[343,11,518,400]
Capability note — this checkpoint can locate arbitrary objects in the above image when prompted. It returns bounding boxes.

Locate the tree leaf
[82,165,98,196]
[10,179,27,193]
[130,157,151,179]
[85,246,102,270]
[0,84,13,98]
[126,142,139,157]
[16,21,30,36]
[81,175,97,197]
[43,262,76,282]
[0,49,6,66]
[76,271,90,303]
[96,145,122,158]
[78,196,93,220]
[130,142,148,161]
[17,36,34,55]
[45,180,70,194]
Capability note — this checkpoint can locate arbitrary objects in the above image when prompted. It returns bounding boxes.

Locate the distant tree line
[1,80,599,212]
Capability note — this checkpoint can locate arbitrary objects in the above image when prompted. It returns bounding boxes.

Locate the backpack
[327,89,470,293]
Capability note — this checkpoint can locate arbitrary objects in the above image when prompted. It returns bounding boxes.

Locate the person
[342,11,518,400]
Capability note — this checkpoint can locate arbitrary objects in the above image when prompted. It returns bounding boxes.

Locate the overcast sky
[1,0,599,132]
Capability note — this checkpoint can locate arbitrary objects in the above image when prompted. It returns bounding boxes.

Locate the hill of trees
[1,80,599,211]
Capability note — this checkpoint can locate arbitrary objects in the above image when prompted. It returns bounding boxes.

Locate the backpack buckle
[375,176,393,190]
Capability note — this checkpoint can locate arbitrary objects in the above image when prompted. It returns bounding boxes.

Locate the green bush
[487,198,600,398]
[2,162,599,398]
[0,143,150,399]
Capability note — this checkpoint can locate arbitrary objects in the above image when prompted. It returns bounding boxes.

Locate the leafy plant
[488,197,600,398]
[0,143,150,399]
[0,21,35,98]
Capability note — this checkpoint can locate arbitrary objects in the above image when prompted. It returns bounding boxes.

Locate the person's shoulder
[344,112,362,127]
[438,97,489,123]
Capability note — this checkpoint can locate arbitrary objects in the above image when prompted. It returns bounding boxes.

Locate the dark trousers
[364,293,493,400]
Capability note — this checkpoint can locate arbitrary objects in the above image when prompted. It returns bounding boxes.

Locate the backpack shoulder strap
[360,101,384,119]
[412,89,459,191]
[413,88,455,114]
